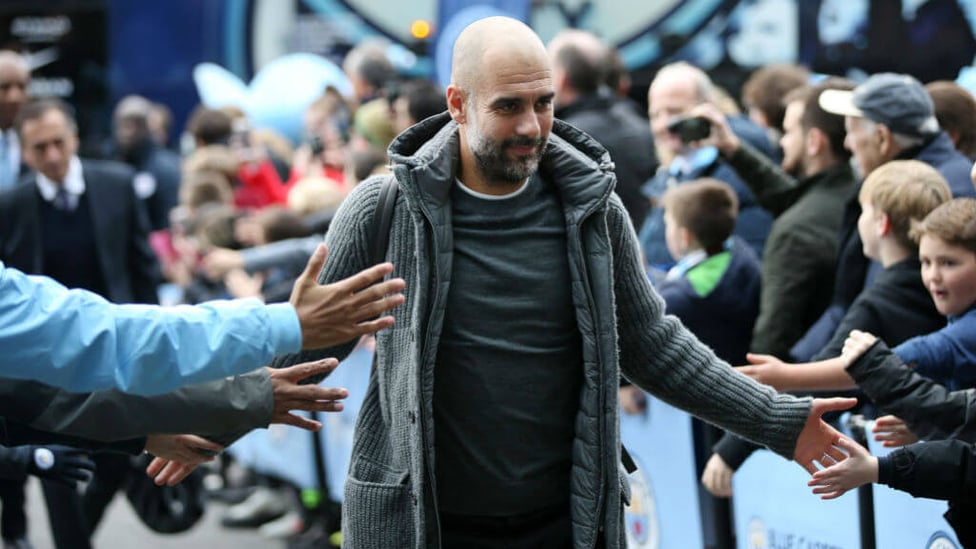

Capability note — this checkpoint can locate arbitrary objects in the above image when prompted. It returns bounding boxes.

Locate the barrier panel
[733,449,860,548]
[619,394,703,549]
[865,421,961,549]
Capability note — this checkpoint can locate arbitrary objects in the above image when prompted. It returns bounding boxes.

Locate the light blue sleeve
[0,262,302,395]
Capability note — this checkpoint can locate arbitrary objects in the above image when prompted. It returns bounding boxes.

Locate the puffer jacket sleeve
[608,197,811,458]
[847,340,976,442]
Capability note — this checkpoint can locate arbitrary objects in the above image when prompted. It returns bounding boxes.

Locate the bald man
[275,17,854,548]
[0,50,29,191]
[547,30,656,229]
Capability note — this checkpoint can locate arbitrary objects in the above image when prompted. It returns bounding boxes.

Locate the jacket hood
[387,111,618,214]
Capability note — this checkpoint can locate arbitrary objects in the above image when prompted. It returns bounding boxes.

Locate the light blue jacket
[0,261,300,395]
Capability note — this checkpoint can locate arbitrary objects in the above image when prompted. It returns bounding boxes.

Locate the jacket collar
[387,111,617,216]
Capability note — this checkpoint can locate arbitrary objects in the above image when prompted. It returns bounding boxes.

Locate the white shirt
[35,156,85,210]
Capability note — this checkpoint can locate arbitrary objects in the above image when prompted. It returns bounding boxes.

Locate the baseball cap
[819,73,939,137]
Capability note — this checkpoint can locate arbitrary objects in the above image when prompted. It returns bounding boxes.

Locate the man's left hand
[793,397,858,474]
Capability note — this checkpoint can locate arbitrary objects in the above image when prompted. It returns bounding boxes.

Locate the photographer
[637,62,774,273]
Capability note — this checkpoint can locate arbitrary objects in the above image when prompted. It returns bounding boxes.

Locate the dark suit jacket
[0,158,159,303]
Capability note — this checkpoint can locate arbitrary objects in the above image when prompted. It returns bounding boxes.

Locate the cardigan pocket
[342,454,415,548]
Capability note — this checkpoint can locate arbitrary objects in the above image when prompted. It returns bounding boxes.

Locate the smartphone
[667,116,711,143]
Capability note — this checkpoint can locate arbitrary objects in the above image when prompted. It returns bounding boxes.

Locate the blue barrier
[865,421,961,549]
[620,394,703,548]
[733,449,860,548]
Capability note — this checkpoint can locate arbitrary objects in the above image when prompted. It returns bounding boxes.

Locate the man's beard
[468,127,546,185]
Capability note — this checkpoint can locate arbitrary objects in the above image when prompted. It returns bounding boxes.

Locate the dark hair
[603,47,628,94]
[179,170,233,209]
[554,43,604,95]
[399,79,446,124]
[787,77,855,161]
[14,98,77,137]
[926,81,976,160]
[350,145,388,182]
[661,178,739,253]
[741,64,809,131]
[186,107,233,146]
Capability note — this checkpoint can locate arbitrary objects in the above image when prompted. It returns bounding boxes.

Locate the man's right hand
[290,244,406,349]
[689,103,740,157]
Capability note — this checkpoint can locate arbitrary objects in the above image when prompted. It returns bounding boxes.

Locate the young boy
[703,160,952,497]
[738,195,976,392]
[657,177,761,365]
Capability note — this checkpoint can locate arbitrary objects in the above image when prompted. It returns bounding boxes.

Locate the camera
[309,135,325,157]
[667,116,711,143]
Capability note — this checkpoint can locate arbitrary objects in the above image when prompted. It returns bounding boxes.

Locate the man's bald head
[451,17,548,96]
[0,50,29,130]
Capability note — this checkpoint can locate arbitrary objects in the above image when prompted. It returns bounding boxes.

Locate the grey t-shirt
[433,174,583,516]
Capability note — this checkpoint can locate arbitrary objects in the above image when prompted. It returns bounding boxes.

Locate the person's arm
[750,230,834,358]
[809,435,976,503]
[0,444,94,485]
[1,420,146,454]
[692,104,801,216]
[0,246,404,395]
[202,236,323,282]
[607,197,853,470]
[845,334,976,442]
[736,354,856,392]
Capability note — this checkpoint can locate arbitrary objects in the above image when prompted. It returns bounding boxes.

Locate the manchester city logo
[747,517,768,549]
[624,460,660,549]
[927,531,960,549]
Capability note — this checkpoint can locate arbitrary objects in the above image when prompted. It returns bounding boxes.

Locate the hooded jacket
[277,112,812,548]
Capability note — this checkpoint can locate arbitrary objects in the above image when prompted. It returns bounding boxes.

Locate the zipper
[415,194,443,547]
[571,191,611,549]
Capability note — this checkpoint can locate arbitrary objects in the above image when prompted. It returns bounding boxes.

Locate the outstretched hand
[840,330,878,365]
[268,358,349,431]
[701,453,734,498]
[793,397,858,474]
[807,436,877,499]
[146,457,197,487]
[736,353,788,389]
[872,415,918,447]
[290,244,406,349]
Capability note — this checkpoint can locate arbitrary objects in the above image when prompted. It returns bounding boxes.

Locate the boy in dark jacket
[656,177,761,365]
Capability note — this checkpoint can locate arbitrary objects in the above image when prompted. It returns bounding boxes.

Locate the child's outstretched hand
[807,436,877,500]
[872,415,919,447]
[841,330,878,365]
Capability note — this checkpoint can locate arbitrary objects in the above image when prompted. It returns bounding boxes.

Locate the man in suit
[0,50,30,192]
[0,97,159,549]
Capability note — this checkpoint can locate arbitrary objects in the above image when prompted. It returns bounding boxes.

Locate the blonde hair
[860,160,952,250]
[287,177,347,216]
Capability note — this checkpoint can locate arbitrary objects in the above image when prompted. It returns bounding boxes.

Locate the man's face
[461,61,554,186]
[114,115,145,155]
[391,95,413,135]
[844,116,885,178]
[779,101,806,176]
[21,109,78,183]
[0,61,29,130]
[648,76,699,158]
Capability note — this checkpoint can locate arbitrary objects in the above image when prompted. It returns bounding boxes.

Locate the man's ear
[446,85,466,124]
[805,127,826,157]
[876,124,895,157]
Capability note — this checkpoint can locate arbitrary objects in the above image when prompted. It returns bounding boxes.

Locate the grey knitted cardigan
[275,112,812,548]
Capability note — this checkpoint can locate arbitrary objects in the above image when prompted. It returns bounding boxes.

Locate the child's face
[663,210,688,260]
[857,196,882,260]
[919,234,976,317]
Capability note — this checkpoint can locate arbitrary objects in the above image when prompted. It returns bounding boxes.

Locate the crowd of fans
[1,21,976,549]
